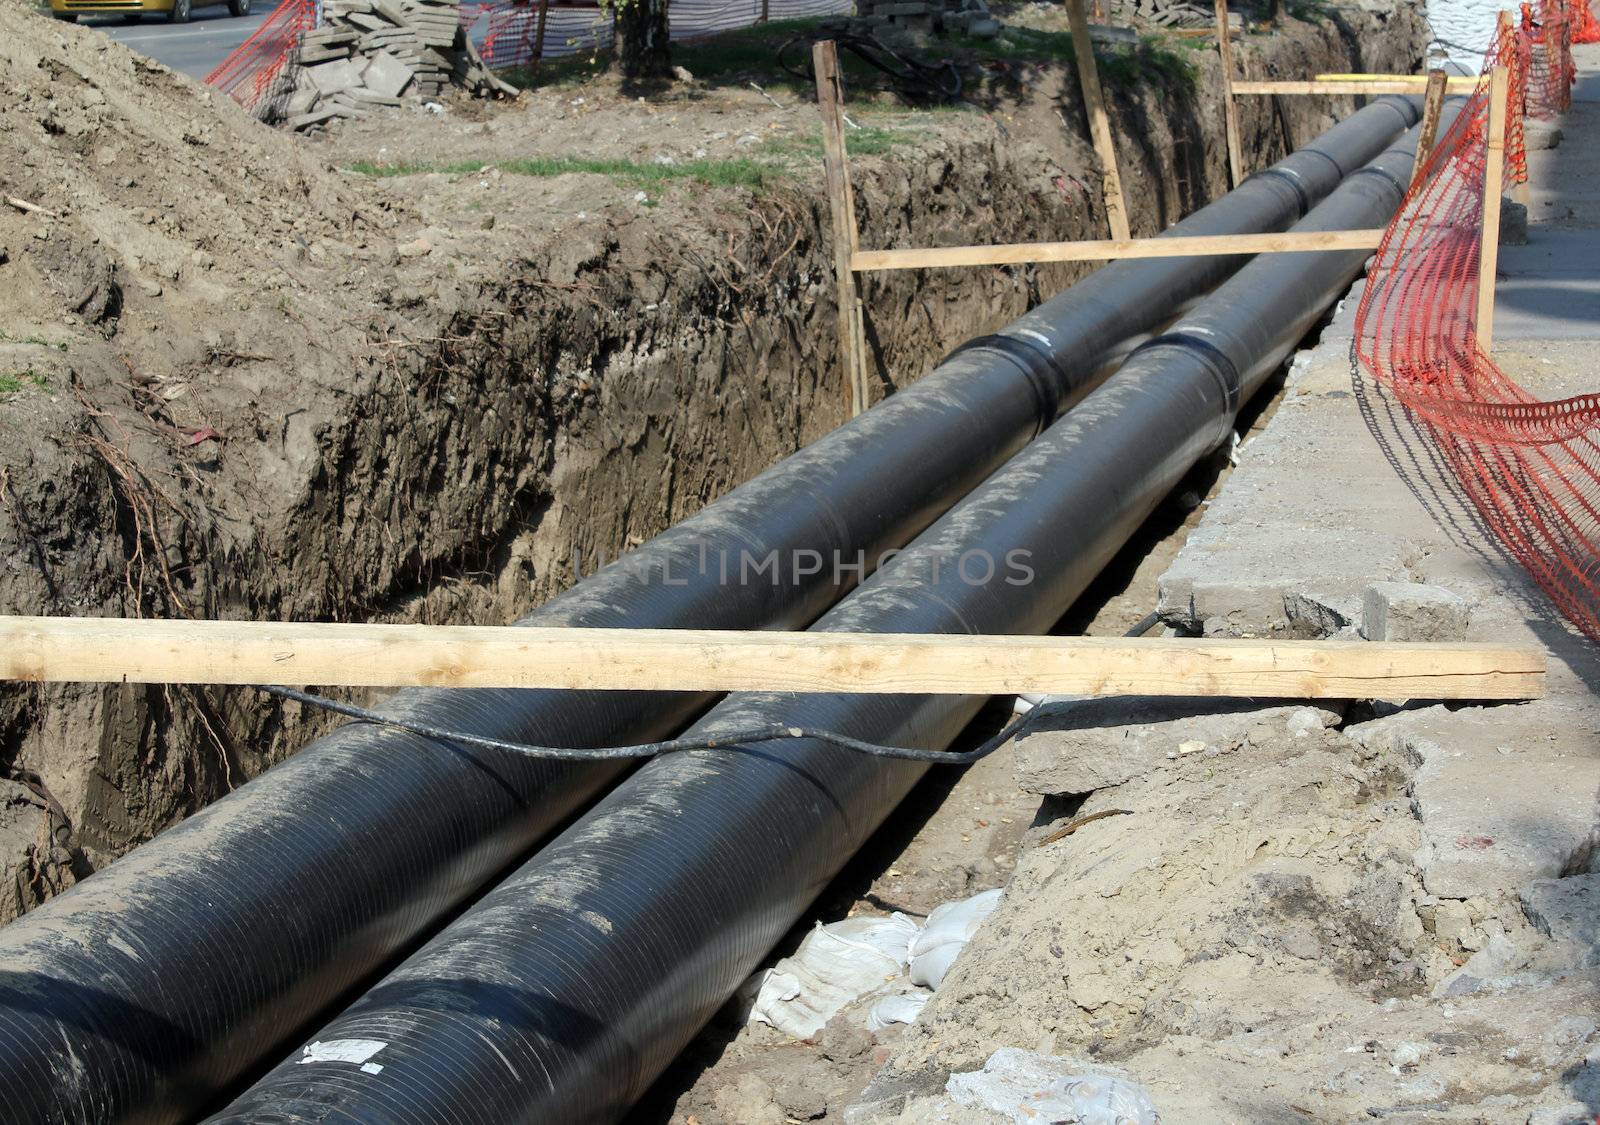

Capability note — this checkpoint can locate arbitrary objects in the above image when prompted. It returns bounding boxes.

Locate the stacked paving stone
[283,0,514,131]
[857,0,1002,39]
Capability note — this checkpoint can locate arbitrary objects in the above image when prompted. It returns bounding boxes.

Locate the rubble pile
[283,0,515,131]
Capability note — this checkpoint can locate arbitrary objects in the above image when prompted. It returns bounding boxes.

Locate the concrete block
[1361,582,1469,642]
[304,58,363,96]
[1013,700,1339,795]
[1522,874,1600,948]
[288,108,341,130]
[1501,197,1529,246]
[967,16,1000,36]
[346,87,404,106]
[1432,932,1530,996]
[1434,898,1472,947]
[362,50,414,98]
[298,46,353,65]
[1525,121,1563,150]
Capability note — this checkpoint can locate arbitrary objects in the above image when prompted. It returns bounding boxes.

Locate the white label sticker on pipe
[299,1038,388,1075]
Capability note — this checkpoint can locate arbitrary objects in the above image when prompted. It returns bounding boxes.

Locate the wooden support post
[1476,59,1510,354]
[531,0,550,67]
[813,41,871,417]
[1066,0,1131,241]
[1410,68,1449,189]
[1214,0,1244,187]
[851,227,1388,272]
[760,0,769,22]
[0,617,1546,701]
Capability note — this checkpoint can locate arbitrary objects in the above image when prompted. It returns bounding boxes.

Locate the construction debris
[281,0,516,131]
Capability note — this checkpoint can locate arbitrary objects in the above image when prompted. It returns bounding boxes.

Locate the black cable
[257,612,1170,767]
[259,683,1045,765]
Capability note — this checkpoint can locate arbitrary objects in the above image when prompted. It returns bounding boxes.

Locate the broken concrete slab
[1522,873,1600,952]
[1362,581,1470,641]
[1351,704,1600,900]
[1013,700,1340,795]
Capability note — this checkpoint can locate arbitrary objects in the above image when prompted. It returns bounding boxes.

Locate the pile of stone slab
[282,0,515,132]
[857,0,1002,39]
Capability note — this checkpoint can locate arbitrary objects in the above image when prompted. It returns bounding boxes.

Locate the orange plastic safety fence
[205,0,316,116]
[1354,2,1600,637]
[1574,0,1600,43]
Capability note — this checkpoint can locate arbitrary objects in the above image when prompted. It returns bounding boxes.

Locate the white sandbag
[947,1047,1161,1125]
[740,913,919,1039]
[866,989,932,1031]
[909,888,1002,989]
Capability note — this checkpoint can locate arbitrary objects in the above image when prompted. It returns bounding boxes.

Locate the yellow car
[51,0,250,23]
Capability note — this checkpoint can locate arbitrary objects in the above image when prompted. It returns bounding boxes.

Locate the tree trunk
[615,0,672,80]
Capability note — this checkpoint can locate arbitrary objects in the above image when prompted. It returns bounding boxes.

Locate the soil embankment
[0,2,1423,919]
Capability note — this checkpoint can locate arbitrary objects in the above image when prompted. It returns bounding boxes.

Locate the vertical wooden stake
[531,0,550,67]
[1410,68,1449,189]
[1065,0,1131,241]
[1214,0,1244,187]
[813,41,870,417]
[760,0,769,22]
[1476,61,1510,354]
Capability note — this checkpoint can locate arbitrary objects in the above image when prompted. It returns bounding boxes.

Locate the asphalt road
[83,6,273,79]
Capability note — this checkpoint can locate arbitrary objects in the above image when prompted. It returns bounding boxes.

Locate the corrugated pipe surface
[0,99,1418,1125]
[211,122,1432,1124]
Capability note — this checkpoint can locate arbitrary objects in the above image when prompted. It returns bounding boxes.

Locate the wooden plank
[0,617,1545,700]
[1313,72,1479,89]
[1410,68,1449,189]
[1476,59,1510,353]
[1066,0,1131,241]
[812,41,871,417]
[1234,78,1475,95]
[852,228,1388,272]
[1214,0,1244,187]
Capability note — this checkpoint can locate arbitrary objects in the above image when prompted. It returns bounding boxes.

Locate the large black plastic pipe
[212,124,1430,1124]
[0,101,1417,1125]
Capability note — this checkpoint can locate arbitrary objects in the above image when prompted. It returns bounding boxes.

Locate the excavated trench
[0,5,1439,1122]
[0,7,1426,921]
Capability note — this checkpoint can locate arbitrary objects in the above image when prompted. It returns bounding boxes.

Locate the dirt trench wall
[0,6,1426,920]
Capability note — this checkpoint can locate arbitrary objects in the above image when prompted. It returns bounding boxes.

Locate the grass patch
[1097,38,1199,94]
[499,18,914,98]
[762,125,916,159]
[0,330,67,351]
[346,155,777,189]
[0,370,49,396]
[945,25,1078,63]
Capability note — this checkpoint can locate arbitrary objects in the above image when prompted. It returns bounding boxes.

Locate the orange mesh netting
[204,0,316,116]
[1354,3,1599,635]
[1574,0,1600,43]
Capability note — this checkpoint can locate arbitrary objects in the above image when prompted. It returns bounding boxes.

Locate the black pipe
[0,100,1418,1125]
[210,122,1432,1124]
